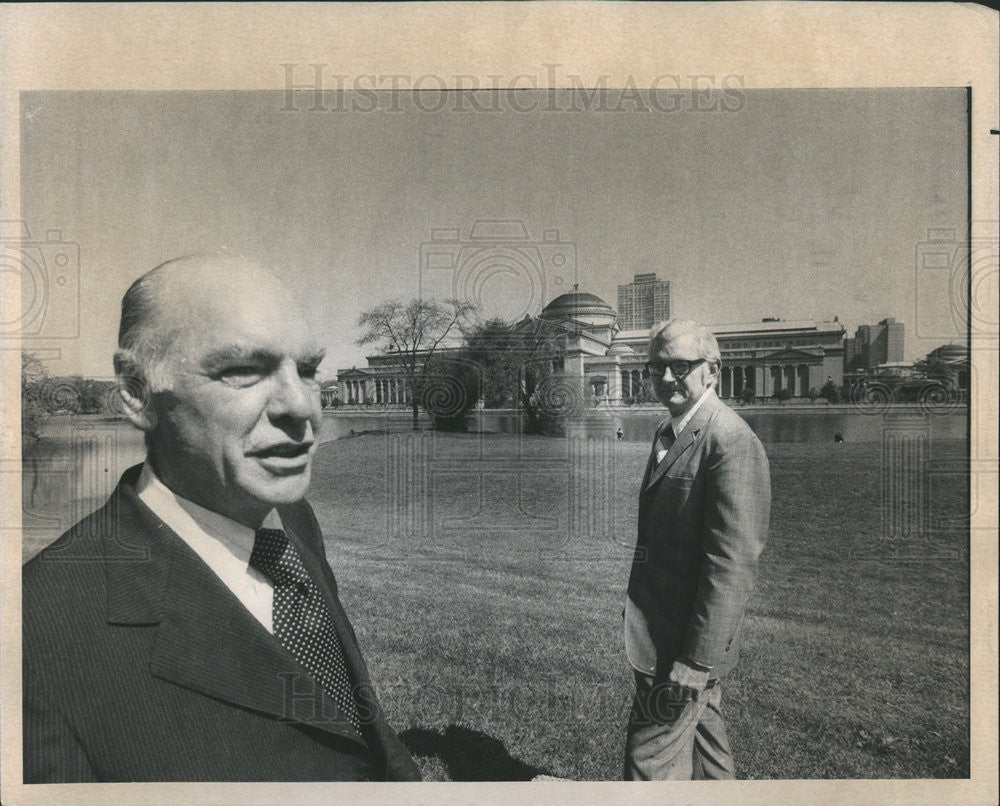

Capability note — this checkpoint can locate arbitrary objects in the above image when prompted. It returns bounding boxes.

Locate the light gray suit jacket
[625,391,771,681]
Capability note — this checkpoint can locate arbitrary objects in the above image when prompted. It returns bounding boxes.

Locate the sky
[17,87,968,379]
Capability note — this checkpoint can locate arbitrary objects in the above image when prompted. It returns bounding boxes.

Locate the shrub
[773,387,794,404]
[820,380,841,404]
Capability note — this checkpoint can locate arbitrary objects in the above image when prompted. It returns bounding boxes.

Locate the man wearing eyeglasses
[623,319,771,780]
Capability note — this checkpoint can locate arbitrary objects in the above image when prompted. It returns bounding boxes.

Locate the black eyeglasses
[643,359,708,379]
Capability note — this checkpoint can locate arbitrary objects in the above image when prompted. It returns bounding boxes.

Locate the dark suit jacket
[625,392,771,681]
[22,464,420,783]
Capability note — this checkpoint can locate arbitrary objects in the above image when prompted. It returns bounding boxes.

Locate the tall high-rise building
[844,317,905,372]
[616,272,671,330]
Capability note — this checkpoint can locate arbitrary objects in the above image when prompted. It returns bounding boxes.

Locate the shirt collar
[136,462,281,566]
[671,386,715,436]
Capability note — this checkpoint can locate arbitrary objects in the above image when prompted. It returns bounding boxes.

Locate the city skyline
[17,87,968,378]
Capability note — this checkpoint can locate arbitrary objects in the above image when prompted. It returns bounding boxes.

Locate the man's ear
[707,360,720,386]
[113,351,156,432]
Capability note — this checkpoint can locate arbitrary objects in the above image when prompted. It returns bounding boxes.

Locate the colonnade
[341,377,411,405]
[719,364,812,398]
[374,378,410,405]
[615,363,814,400]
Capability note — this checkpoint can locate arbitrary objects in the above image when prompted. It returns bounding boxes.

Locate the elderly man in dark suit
[23,255,419,782]
[623,319,771,780]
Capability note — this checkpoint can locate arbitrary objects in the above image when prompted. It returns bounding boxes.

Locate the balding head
[116,254,294,391]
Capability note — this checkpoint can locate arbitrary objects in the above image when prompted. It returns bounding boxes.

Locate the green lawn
[309,432,970,780]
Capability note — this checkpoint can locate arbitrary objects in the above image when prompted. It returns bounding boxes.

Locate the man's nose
[662,365,678,383]
[269,363,317,422]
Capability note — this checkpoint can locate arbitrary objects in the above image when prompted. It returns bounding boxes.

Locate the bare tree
[356,298,476,429]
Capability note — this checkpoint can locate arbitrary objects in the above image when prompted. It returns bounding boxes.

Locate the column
[721,366,732,398]
[609,367,622,403]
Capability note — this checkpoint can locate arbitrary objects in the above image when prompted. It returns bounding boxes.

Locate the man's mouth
[250,443,314,476]
[250,442,313,459]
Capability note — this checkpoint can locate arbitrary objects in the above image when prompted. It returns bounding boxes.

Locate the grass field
[306,431,970,780]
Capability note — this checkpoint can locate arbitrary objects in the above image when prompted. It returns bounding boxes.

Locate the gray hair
[115,259,184,393]
[648,318,722,368]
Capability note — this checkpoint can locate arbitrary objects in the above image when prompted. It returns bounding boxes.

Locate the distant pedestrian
[617,426,624,441]
[834,431,844,443]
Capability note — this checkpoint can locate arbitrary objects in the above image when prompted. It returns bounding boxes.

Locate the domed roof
[541,291,613,316]
[928,344,969,363]
[607,341,635,355]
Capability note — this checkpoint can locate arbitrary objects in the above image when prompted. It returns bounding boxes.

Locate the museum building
[333,289,846,407]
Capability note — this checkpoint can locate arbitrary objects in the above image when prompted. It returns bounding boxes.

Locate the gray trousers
[624,671,736,780]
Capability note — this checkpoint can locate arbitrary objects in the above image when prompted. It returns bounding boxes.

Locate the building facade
[587,315,845,403]
[845,317,905,373]
[337,289,848,407]
[616,273,671,331]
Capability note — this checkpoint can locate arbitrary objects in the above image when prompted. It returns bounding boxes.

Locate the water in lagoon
[321,406,969,444]
[20,407,968,560]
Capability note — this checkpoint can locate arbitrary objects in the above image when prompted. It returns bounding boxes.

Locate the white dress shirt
[655,387,716,464]
[136,462,280,633]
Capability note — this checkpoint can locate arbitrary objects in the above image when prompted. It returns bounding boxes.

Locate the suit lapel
[642,393,721,495]
[638,425,663,498]
[105,471,366,747]
[642,428,699,494]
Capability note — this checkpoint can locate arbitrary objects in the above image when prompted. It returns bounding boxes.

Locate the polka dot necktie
[249,527,362,733]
